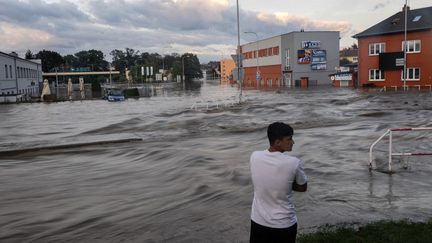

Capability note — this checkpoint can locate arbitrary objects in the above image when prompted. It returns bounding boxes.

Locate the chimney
[402,4,410,12]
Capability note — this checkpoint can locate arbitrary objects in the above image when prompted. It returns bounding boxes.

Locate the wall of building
[220,59,235,84]
[0,52,42,98]
[243,36,281,68]
[243,65,282,88]
[241,31,340,88]
[282,31,340,86]
[358,29,432,88]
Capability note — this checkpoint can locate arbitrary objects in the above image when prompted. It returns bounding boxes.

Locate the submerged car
[106,89,125,102]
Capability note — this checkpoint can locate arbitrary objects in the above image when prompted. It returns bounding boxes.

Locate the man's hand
[292,181,307,192]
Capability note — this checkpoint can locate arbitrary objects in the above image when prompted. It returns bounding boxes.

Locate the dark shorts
[250,220,297,243]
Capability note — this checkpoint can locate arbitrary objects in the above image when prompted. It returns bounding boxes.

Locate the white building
[241,31,340,88]
[0,51,42,103]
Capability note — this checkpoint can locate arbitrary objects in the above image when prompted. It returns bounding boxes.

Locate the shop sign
[302,41,321,49]
[311,63,327,70]
[332,73,352,80]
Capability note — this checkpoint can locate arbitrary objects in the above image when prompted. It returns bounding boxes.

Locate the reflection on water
[1,82,432,242]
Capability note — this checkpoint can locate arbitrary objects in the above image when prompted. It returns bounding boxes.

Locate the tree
[25,50,34,59]
[110,49,127,72]
[35,50,64,72]
[63,54,78,70]
[182,53,202,80]
[171,53,202,80]
[124,48,139,68]
[74,50,108,71]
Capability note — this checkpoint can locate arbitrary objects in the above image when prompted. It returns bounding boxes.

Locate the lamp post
[181,55,185,82]
[236,0,242,102]
[244,31,260,84]
[403,0,408,91]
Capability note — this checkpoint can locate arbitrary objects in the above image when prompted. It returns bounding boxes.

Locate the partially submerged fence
[369,127,432,172]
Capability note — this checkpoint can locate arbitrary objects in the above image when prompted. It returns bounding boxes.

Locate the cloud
[0,0,353,62]
[0,22,63,49]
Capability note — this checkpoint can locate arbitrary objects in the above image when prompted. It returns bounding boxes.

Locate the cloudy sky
[0,0,430,63]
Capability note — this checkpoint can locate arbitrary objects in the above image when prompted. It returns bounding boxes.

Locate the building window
[5,65,8,78]
[273,46,279,55]
[268,48,273,56]
[369,43,385,56]
[369,69,385,81]
[285,49,290,67]
[9,65,13,79]
[401,68,420,80]
[413,16,422,22]
[402,40,421,53]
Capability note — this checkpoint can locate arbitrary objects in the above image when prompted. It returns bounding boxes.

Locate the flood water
[1,81,432,242]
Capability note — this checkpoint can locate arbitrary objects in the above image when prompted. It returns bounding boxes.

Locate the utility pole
[244,31,260,84]
[403,0,408,91]
[236,0,242,102]
[182,55,185,81]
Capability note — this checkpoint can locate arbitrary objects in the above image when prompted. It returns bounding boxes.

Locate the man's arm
[292,181,307,192]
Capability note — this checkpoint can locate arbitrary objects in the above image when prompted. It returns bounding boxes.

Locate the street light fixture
[244,31,260,83]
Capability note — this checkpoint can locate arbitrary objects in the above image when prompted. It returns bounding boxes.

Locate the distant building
[202,61,220,80]
[353,5,432,89]
[241,31,339,88]
[220,59,235,84]
[0,51,42,103]
[339,48,358,64]
[329,65,358,88]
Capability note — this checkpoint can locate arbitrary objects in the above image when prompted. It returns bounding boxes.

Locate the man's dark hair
[267,122,293,145]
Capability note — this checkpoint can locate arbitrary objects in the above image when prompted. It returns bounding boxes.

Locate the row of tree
[25,48,203,81]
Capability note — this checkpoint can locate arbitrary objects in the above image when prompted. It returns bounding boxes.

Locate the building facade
[0,51,42,102]
[339,48,358,64]
[220,59,235,84]
[354,6,432,89]
[241,31,339,88]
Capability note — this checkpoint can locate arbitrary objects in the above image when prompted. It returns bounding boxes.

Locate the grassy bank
[298,220,432,243]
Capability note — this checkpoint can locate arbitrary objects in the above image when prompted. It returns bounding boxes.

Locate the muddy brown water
[1,82,432,242]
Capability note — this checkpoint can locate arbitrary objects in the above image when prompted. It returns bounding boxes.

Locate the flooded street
[1,82,432,242]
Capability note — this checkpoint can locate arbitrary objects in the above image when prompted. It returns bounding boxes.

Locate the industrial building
[241,31,340,88]
[0,51,42,103]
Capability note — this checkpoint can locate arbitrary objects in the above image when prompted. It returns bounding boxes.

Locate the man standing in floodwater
[249,122,308,243]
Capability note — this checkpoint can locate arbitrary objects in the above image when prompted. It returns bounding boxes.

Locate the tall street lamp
[181,55,186,82]
[403,0,408,91]
[244,31,260,83]
[236,0,242,102]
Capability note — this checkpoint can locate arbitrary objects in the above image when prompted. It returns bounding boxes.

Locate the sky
[0,0,430,63]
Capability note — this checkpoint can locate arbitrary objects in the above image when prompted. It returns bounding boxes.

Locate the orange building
[354,6,432,90]
[240,31,340,89]
[220,59,235,84]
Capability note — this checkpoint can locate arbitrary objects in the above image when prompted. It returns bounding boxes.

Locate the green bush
[298,220,432,243]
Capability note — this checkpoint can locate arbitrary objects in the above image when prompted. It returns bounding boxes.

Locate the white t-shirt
[250,150,307,228]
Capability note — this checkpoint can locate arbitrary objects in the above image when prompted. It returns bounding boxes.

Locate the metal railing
[190,99,237,111]
[369,127,432,172]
